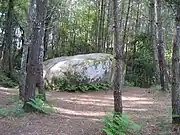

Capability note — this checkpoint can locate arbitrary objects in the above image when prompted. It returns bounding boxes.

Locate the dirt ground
[0,87,174,135]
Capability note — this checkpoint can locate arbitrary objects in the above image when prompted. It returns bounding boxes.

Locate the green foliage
[48,71,110,92]
[0,72,18,88]
[0,98,25,119]
[51,77,110,92]
[101,112,141,135]
[0,108,9,117]
[3,95,19,105]
[24,98,54,114]
[165,0,180,5]
[124,81,135,87]
[150,84,162,91]
[35,93,45,101]
[0,95,53,119]
[125,33,155,88]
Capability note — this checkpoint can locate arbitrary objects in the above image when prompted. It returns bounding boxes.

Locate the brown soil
[0,87,174,135]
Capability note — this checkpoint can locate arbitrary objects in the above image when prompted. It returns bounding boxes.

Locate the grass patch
[3,95,19,105]
[152,117,174,135]
[0,99,25,120]
[0,95,55,120]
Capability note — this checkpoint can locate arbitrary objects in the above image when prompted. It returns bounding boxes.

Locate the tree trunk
[112,0,123,114]
[1,0,14,74]
[24,0,47,107]
[97,0,105,52]
[44,13,50,60]
[154,0,167,90]
[172,5,180,124]
[105,0,111,53]
[122,0,131,51]
[119,0,125,30]
[95,0,101,50]
[36,0,47,101]
[132,0,140,71]
[149,0,160,84]
[19,29,28,99]
[19,0,36,100]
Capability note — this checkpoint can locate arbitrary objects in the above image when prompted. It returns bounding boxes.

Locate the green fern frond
[101,112,141,135]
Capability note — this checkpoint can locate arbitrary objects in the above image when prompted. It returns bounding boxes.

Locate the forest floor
[0,87,176,135]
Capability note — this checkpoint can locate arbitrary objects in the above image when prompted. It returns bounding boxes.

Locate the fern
[101,112,141,135]
[26,98,54,114]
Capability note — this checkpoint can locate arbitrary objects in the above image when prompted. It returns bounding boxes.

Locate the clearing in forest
[0,87,172,135]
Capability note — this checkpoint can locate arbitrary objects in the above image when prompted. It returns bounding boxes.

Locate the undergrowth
[153,118,172,135]
[150,84,162,91]
[24,96,54,114]
[48,72,110,92]
[101,112,141,135]
[152,107,176,135]
[0,96,25,120]
[124,81,135,87]
[0,72,18,88]
[52,78,110,92]
[0,95,54,120]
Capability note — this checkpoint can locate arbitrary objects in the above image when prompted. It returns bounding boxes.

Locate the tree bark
[44,15,50,60]
[105,0,111,53]
[97,0,105,52]
[19,0,35,100]
[1,0,14,74]
[19,29,28,99]
[172,5,180,124]
[36,0,47,101]
[149,0,160,84]
[122,0,131,51]
[112,0,123,114]
[154,0,167,90]
[24,0,47,104]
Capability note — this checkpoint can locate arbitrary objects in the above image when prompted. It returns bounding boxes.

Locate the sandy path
[0,87,172,135]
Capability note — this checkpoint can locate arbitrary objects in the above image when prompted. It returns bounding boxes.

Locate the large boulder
[43,53,115,86]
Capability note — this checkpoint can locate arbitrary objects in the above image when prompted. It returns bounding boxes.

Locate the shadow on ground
[0,87,171,135]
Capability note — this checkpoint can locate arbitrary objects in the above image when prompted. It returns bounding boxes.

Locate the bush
[150,84,162,91]
[124,81,135,87]
[51,77,110,92]
[47,71,110,92]
[125,33,155,88]
[0,72,18,88]
[101,112,141,135]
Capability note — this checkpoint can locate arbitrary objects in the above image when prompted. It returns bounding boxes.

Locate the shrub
[124,81,135,87]
[101,112,141,135]
[0,72,18,88]
[48,71,110,92]
[125,33,155,88]
[51,77,110,92]
[150,84,162,91]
